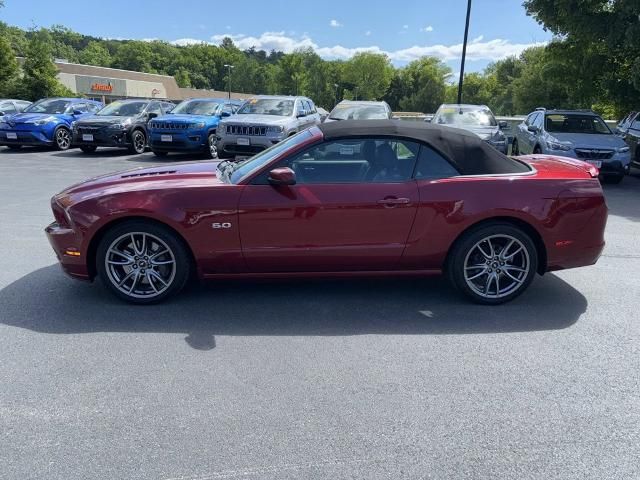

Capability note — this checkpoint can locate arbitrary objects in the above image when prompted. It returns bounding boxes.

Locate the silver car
[216,95,321,158]
[324,100,392,123]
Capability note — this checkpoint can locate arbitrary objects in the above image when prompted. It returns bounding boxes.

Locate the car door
[237,137,420,272]
[628,114,640,166]
[519,112,539,154]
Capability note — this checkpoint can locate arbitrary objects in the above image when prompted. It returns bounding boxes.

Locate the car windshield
[434,107,497,127]
[96,101,147,116]
[237,99,294,116]
[24,99,72,114]
[545,114,611,134]
[171,100,221,115]
[328,104,388,120]
[223,130,313,184]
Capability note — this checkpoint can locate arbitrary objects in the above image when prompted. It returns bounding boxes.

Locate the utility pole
[457,0,472,105]
[223,64,234,99]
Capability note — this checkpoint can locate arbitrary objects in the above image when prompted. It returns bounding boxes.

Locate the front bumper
[545,148,631,176]
[73,126,133,148]
[45,222,90,281]
[0,127,54,146]
[149,130,207,152]
[217,134,283,156]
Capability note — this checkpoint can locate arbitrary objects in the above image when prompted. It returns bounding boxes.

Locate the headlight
[617,146,630,153]
[266,125,285,134]
[547,140,572,151]
[189,122,205,129]
[71,121,77,131]
[108,118,132,130]
[31,116,57,125]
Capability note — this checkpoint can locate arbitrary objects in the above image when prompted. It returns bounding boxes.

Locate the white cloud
[171,38,206,46]
[365,30,372,36]
[421,25,434,32]
[403,25,409,29]
[329,19,343,28]
[175,31,544,64]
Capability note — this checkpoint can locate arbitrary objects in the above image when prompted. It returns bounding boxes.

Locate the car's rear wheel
[80,145,97,153]
[96,221,191,304]
[153,150,168,157]
[511,139,519,156]
[448,223,538,304]
[6,144,21,150]
[533,145,542,154]
[128,130,146,154]
[54,127,71,150]
[206,133,217,158]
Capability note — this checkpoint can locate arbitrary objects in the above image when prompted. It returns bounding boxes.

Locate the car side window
[162,103,174,113]
[631,114,640,130]
[0,103,16,114]
[147,102,162,116]
[414,145,460,180]
[71,103,88,113]
[534,113,544,129]
[88,103,100,113]
[296,101,306,117]
[253,138,419,185]
[307,100,316,114]
[525,112,538,126]
[222,103,236,115]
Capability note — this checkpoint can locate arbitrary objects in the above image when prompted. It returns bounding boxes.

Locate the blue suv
[148,98,242,158]
[0,97,103,150]
[514,108,631,183]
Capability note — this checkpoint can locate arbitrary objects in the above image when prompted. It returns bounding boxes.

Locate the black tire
[54,127,72,150]
[153,150,168,157]
[511,139,519,156]
[80,145,97,153]
[128,129,146,154]
[533,145,542,154]
[447,222,538,305]
[6,144,21,150]
[96,220,191,304]
[217,150,233,159]
[206,133,218,159]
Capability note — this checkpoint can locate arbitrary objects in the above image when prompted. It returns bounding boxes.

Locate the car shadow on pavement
[50,148,138,159]
[0,265,587,351]
[0,146,52,154]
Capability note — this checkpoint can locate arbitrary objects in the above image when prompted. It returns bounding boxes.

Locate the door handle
[378,197,411,206]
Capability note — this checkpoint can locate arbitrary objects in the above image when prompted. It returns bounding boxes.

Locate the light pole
[334,83,339,106]
[223,64,234,99]
[457,0,472,104]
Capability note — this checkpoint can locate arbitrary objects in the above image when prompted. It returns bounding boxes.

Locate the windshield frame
[236,98,295,117]
[544,113,612,135]
[23,98,72,115]
[223,129,319,185]
[434,106,497,127]
[95,100,149,117]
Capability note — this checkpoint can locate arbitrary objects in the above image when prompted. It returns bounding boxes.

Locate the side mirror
[73,110,84,116]
[268,167,296,186]
[424,116,432,123]
[148,112,158,120]
[297,110,307,118]
[165,109,173,114]
[499,120,509,129]
[0,111,5,116]
[220,111,231,118]
[527,125,539,133]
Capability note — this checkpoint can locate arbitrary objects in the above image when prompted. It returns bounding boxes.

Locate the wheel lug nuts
[488,269,492,273]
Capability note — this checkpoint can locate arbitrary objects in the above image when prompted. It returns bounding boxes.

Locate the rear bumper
[45,222,90,281]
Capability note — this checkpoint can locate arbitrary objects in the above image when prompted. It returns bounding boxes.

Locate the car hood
[549,132,626,149]
[76,115,137,126]
[223,114,291,125]
[8,112,64,124]
[152,114,216,124]
[56,161,226,203]
[442,124,499,140]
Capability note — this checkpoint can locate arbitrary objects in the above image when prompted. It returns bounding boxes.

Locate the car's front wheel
[448,223,538,304]
[511,139,519,156]
[54,127,72,150]
[206,133,217,158]
[128,130,146,154]
[96,221,191,304]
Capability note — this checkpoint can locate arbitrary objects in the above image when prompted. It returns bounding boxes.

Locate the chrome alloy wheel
[132,130,146,153]
[56,128,71,149]
[463,234,530,299]
[105,232,176,299]
[208,134,217,158]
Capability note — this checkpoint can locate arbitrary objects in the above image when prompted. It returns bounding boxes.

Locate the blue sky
[1,0,550,73]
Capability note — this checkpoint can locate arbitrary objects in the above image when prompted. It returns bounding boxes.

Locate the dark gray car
[0,99,32,117]
[430,104,508,154]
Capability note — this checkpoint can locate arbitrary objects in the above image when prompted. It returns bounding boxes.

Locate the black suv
[72,99,174,154]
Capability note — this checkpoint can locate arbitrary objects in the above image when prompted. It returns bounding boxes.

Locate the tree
[79,41,112,66]
[113,41,153,72]
[20,29,74,101]
[384,57,450,113]
[342,53,393,100]
[0,35,18,96]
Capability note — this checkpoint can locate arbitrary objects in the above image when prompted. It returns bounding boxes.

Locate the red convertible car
[46,120,607,304]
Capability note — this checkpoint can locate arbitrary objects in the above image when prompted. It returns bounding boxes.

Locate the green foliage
[79,41,112,66]
[19,29,75,101]
[0,34,18,96]
[342,53,393,101]
[388,57,451,112]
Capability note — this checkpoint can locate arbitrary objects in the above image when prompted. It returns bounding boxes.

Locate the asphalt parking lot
[1,147,639,480]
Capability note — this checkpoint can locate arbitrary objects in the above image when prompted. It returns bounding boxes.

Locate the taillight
[587,165,599,178]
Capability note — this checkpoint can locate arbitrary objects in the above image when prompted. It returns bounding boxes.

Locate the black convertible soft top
[318,119,530,175]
